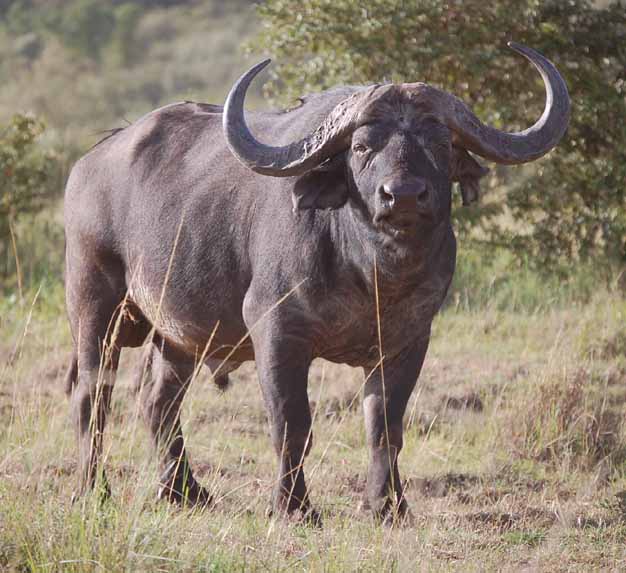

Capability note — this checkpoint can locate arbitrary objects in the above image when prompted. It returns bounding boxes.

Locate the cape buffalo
[64,43,569,524]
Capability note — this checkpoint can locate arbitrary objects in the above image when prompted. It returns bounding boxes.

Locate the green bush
[110,3,143,67]
[0,114,57,288]
[253,0,626,277]
[54,0,116,61]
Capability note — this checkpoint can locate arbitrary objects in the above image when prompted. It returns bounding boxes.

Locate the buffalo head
[223,43,569,243]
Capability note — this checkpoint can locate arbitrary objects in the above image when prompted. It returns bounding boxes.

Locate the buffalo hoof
[213,373,230,391]
[379,507,415,528]
[157,459,212,508]
[300,507,323,528]
[157,478,212,508]
[369,497,414,527]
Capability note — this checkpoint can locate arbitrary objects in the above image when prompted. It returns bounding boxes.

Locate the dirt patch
[114,464,139,479]
[586,331,626,360]
[465,507,555,531]
[465,511,518,531]
[42,460,75,478]
[572,515,612,529]
[456,486,508,505]
[311,392,360,420]
[602,364,626,387]
[0,402,14,422]
[408,472,479,498]
[405,411,438,434]
[192,410,267,427]
[440,392,484,412]
[194,461,230,478]
[343,473,366,496]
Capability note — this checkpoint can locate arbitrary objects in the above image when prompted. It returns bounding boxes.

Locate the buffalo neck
[329,200,454,299]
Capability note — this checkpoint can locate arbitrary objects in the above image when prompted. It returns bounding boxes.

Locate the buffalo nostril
[415,181,430,203]
[416,185,429,203]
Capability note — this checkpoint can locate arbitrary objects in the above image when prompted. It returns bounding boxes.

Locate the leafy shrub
[54,0,116,61]
[0,114,57,286]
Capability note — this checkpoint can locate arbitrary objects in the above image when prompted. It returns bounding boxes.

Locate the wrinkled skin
[64,49,567,523]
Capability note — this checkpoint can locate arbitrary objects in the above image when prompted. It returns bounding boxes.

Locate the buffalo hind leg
[66,232,152,501]
[363,339,429,525]
[138,342,210,506]
[68,300,124,502]
[71,352,119,501]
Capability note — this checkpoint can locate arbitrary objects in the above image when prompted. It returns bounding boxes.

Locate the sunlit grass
[1,279,626,570]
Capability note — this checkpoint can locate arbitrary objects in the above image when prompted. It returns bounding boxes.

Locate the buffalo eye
[352,143,369,155]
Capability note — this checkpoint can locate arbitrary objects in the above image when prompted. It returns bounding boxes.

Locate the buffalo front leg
[138,343,210,506]
[248,321,317,522]
[363,339,429,524]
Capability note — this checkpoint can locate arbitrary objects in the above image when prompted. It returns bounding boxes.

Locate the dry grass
[1,289,626,571]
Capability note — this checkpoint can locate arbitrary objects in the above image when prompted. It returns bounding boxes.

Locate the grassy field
[1,280,625,572]
[0,1,624,570]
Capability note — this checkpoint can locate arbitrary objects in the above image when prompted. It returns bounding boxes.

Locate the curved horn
[225,44,569,174]
[430,42,570,164]
[223,60,365,177]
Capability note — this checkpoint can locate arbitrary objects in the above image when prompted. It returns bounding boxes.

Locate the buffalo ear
[292,154,348,211]
[451,147,490,206]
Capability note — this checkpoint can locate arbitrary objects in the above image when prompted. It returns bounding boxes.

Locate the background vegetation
[0,0,258,293]
[0,0,625,571]
[1,0,624,296]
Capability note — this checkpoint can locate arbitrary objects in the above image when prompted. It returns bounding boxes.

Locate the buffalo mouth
[375,208,436,239]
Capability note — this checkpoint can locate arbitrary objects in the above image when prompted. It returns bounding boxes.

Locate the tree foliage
[55,0,116,61]
[110,3,143,66]
[0,0,258,293]
[3,0,146,63]
[254,0,626,275]
[0,114,56,282]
